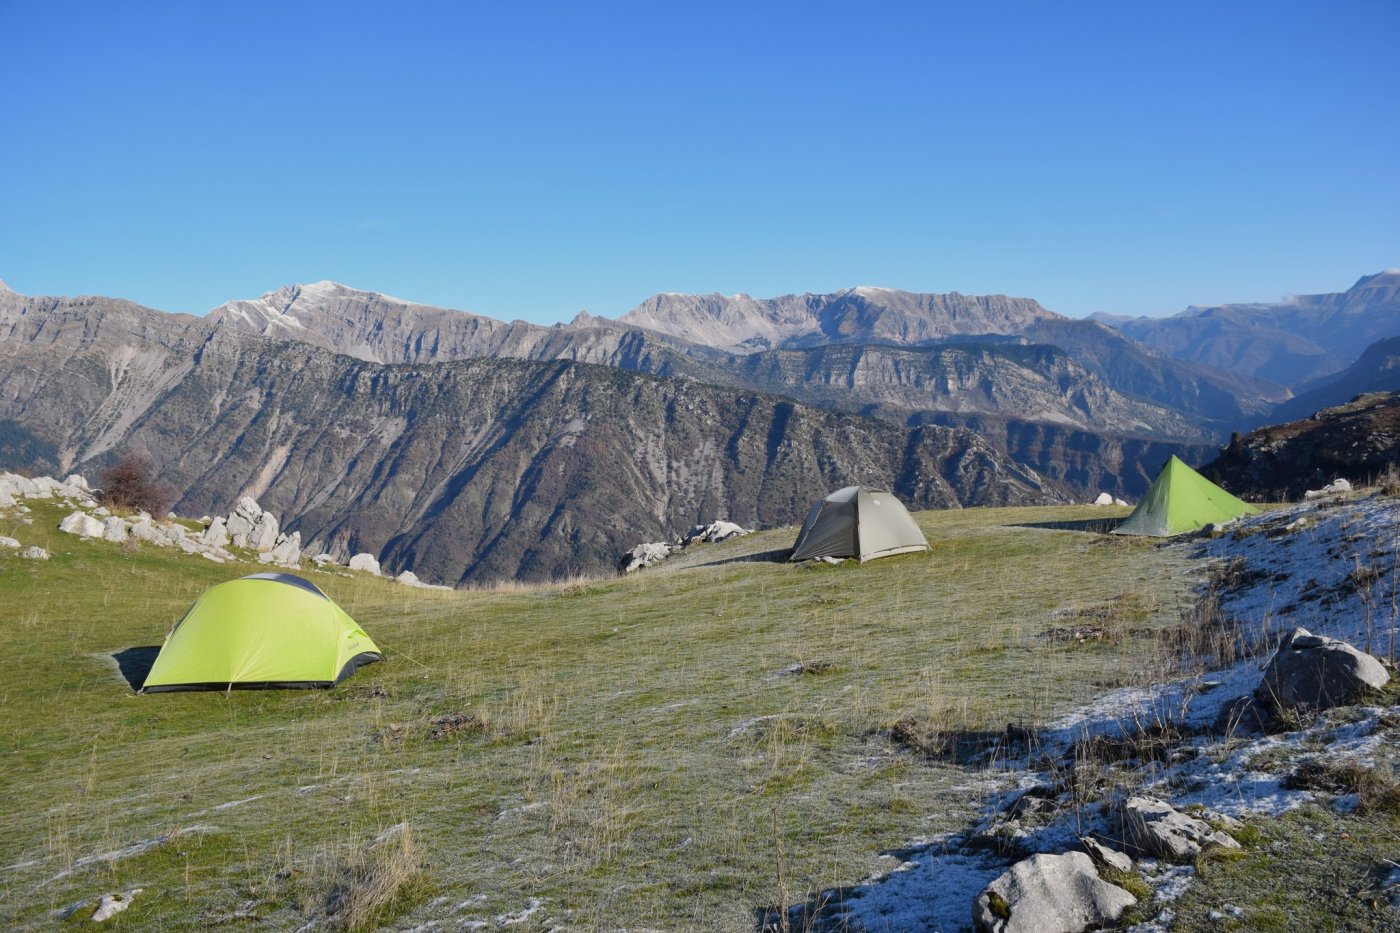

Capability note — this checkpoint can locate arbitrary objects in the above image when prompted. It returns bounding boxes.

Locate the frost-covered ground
[814,493,1400,933]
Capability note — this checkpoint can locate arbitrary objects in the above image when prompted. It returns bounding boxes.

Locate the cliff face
[1202,391,1400,501]
[0,293,1059,583]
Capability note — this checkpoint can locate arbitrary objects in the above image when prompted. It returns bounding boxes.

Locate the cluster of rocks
[621,520,751,573]
[967,791,1244,932]
[1090,491,1130,507]
[1,470,449,587]
[962,624,1394,932]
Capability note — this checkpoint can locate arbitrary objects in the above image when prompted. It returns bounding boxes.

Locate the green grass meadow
[0,500,1203,930]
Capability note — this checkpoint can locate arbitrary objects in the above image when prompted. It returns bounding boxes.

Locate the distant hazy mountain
[1203,390,1400,501]
[0,286,1057,583]
[1092,270,1400,388]
[1268,335,1400,423]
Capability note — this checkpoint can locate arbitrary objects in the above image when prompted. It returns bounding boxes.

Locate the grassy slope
[0,500,1202,930]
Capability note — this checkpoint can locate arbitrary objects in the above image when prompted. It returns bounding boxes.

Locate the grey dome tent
[789,486,930,562]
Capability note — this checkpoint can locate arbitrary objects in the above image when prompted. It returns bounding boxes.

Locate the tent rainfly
[1112,455,1259,537]
[789,486,930,562]
[141,572,382,692]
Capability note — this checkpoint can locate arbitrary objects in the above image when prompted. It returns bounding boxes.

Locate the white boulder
[20,546,49,560]
[348,553,381,575]
[226,496,264,547]
[260,532,302,568]
[680,521,751,546]
[200,517,229,548]
[1093,492,1114,506]
[623,542,677,573]
[247,512,280,552]
[59,511,106,538]
[1305,477,1353,499]
[91,888,142,922]
[102,517,129,543]
[972,851,1135,933]
[0,535,18,548]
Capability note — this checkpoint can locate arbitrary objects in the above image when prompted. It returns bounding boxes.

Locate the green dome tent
[790,486,930,562]
[1112,456,1259,537]
[141,573,382,692]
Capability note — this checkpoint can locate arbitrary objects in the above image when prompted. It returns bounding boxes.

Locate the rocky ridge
[1204,390,1400,501]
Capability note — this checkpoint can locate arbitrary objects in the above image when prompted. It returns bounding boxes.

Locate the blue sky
[2,1,1397,322]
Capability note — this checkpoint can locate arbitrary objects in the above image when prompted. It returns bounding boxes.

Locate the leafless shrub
[98,452,173,515]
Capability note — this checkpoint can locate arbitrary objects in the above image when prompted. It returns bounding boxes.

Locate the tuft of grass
[1099,865,1152,901]
[303,825,432,931]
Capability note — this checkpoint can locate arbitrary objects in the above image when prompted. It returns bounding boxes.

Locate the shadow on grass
[691,548,794,569]
[112,646,161,691]
[1010,517,1122,534]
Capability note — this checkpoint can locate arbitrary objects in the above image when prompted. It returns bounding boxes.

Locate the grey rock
[261,532,302,568]
[972,851,1135,933]
[348,552,381,575]
[20,546,49,560]
[1121,796,1239,862]
[200,517,229,548]
[248,513,280,552]
[622,541,677,573]
[91,888,142,922]
[679,521,750,547]
[312,553,337,564]
[58,511,105,538]
[0,535,18,548]
[1255,627,1390,715]
[1081,837,1132,873]
[102,516,129,543]
[226,496,263,547]
[130,522,162,545]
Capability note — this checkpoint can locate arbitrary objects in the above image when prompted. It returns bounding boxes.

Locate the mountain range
[1093,270,1400,388]
[2,270,1397,584]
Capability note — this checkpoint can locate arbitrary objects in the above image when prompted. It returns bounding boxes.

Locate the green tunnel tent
[141,572,382,692]
[790,486,930,562]
[1112,456,1259,537]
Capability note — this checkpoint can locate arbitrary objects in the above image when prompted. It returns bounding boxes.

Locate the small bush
[98,452,173,515]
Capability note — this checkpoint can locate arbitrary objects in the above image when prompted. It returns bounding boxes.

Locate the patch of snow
[828,844,1009,933]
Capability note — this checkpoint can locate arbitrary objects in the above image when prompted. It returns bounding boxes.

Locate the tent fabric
[790,486,929,562]
[1112,455,1259,537]
[141,574,382,692]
